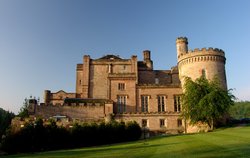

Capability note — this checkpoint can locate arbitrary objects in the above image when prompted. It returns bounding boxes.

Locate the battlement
[76,64,83,70]
[176,37,227,91]
[178,47,225,64]
[188,47,224,54]
[176,37,188,43]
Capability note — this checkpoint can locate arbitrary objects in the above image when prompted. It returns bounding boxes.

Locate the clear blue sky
[0,0,250,113]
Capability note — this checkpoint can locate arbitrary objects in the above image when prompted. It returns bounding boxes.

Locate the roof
[64,98,113,104]
[99,54,122,60]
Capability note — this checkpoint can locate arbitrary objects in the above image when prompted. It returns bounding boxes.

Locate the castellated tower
[176,37,227,90]
[143,50,153,70]
[176,37,188,59]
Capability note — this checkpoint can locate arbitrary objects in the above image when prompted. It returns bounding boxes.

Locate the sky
[0,0,250,114]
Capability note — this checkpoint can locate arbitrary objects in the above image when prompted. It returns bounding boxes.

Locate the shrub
[1,120,141,154]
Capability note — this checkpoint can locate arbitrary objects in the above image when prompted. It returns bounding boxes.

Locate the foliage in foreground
[182,76,235,129]
[18,98,30,119]
[2,126,250,158]
[0,119,141,154]
[229,101,250,119]
[0,108,15,142]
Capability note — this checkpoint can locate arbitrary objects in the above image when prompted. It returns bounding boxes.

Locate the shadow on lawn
[53,141,181,155]
[41,140,250,158]
[186,143,250,158]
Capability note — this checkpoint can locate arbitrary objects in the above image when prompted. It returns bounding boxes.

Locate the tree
[181,76,235,130]
[0,108,15,141]
[18,98,29,118]
[229,101,250,119]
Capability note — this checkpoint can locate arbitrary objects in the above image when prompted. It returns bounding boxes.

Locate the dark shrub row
[1,119,141,154]
[0,108,15,142]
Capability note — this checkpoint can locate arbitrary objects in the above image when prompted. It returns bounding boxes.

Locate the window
[174,95,181,112]
[177,119,182,127]
[108,64,112,73]
[141,95,149,112]
[155,78,159,84]
[158,96,165,112]
[142,119,148,127]
[118,83,125,91]
[160,119,165,127]
[117,95,126,113]
[202,69,206,78]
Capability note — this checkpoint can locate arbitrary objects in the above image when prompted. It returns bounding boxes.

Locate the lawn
[2,126,250,158]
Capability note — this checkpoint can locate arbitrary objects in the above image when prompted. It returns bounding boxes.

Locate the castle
[28,37,227,133]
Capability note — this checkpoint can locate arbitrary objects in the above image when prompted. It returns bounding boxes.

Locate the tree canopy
[0,108,15,140]
[18,98,29,118]
[181,76,235,129]
[229,101,250,119]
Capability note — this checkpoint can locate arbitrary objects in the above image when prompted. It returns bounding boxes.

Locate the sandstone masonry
[27,37,227,134]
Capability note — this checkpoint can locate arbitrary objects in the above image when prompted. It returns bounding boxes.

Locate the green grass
[3,126,250,158]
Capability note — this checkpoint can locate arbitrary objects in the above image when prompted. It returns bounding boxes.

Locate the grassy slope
[3,126,250,158]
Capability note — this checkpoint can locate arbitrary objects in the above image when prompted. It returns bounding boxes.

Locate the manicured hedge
[0,119,141,154]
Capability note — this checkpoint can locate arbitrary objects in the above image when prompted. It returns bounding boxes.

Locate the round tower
[44,90,51,105]
[176,37,188,59]
[176,37,227,90]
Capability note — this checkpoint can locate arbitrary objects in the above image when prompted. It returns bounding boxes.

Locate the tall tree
[18,98,29,118]
[181,76,235,130]
[0,108,15,140]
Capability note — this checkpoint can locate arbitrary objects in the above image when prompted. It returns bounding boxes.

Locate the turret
[143,50,153,70]
[177,38,227,90]
[176,37,188,59]
[27,98,38,114]
[82,55,90,98]
[44,90,51,105]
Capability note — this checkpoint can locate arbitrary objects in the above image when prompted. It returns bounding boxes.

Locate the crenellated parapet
[176,37,188,43]
[176,37,227,90]
[188,47,224,54]
[178,47,226,67]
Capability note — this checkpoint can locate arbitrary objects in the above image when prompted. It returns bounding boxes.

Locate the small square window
[142,119,148,127]
[177,119,182,127]
[160,119,165,127]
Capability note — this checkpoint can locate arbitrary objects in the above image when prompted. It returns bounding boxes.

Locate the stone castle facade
[28,37,227,133]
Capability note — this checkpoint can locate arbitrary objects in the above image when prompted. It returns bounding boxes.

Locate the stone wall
[138,70,172,84]
[176,37,227,90]
[44,90,76,105]
[115,113,184,134]
[76,64,83,95]
[89,64,109,98]
[178,53,227,89]
[137,86,182,112]
[32,103,113,122]
[88,57,135,99]
[110,79,137,113]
